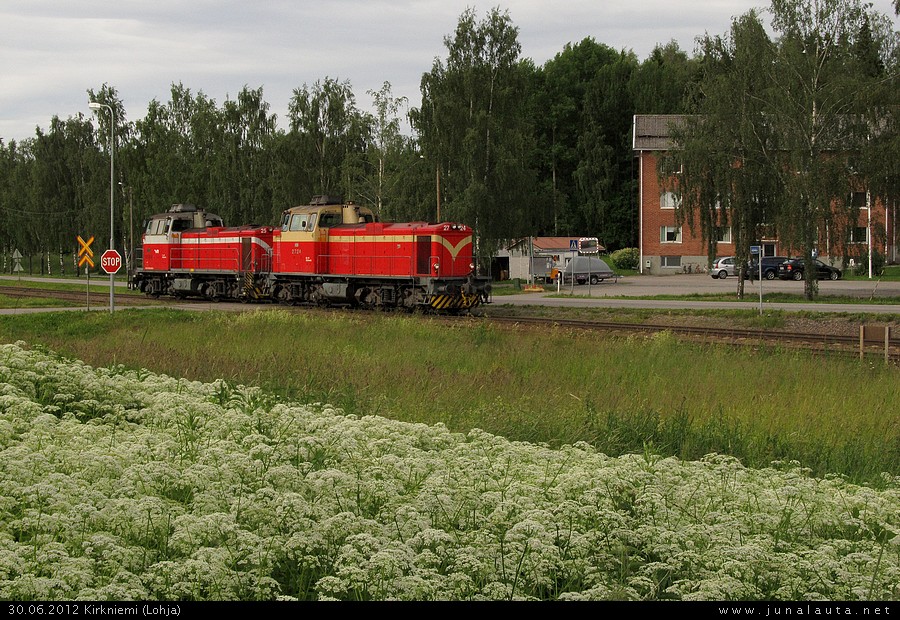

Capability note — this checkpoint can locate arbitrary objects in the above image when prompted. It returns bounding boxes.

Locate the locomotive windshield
[144,209,223,235]
[285,213,316,232]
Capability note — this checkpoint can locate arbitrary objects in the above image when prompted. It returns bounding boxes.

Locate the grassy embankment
[0,307,896,486]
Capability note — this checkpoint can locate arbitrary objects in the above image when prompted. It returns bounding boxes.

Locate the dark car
[777,258,842,281]
[746,256,789,280]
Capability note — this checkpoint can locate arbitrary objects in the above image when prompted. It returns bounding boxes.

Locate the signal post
[100,249,122,313]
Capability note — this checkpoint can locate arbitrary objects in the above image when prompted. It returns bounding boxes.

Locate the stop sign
[100,249,122,274]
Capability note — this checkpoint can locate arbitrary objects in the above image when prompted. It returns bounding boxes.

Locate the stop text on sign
[100,249,122,274]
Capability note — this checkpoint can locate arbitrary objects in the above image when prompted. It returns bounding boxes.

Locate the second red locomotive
[131,196,492,312]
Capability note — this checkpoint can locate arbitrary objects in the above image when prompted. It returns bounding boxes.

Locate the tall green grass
[0,308,897,485]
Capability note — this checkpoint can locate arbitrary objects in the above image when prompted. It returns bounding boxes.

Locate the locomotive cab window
[145,217,170,235]
[289,214,312,231]
[319,212,341,228]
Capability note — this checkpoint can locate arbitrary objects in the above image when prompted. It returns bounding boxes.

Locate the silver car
[710,256,739,279]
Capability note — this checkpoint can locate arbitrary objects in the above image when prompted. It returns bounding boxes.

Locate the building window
[715,227,732,243]
[850,226,868,244]
[660,191,681,210]
[660,226,682,243]
[661,255,682,268]
[851,192,867,208]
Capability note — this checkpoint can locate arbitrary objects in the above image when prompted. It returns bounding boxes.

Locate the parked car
[777,258,842,281]
[746,256,789,280]
[710,256,740,279]
[560,256,617,285]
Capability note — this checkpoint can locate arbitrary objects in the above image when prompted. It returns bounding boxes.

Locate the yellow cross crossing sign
[78,235,95,268]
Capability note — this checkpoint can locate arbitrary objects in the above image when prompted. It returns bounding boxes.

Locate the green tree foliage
[664,0,896,300]
[631,41,698,115]
[534,38,696,250]
[0,139,34,257]
[574,49,642,251]
[2,2,889,280]
[213,87,278,225]
[665,12,781,299]
[131,83,221,216]
[30,116,103,254]
[536,39,622,238]
[413,7,542,261]
[852,10,900,237]
[287,78,369,201]
[355,82,423,221]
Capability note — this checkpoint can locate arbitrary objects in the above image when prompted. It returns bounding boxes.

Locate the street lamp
[89,101,115,313]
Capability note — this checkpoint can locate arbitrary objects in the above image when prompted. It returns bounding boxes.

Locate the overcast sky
[2,0,897,143]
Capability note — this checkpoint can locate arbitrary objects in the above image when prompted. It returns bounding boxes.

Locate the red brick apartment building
[632,114,897,275]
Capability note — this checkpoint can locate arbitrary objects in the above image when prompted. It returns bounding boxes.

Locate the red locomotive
[130,196,492,312]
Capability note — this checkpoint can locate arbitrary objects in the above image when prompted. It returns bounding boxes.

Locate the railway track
[2,283,897,363]
[0,285,167,307]
[479,313,900,363]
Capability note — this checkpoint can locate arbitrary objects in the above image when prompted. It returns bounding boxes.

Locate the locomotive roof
[286,200,371,209]
[149,204,222,219]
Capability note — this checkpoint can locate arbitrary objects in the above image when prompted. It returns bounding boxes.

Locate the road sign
[569,239,578,249]
[12,249,23,272]
[100,249,122,274]
[750,245,760,255]
[578,237,600,254]
[78,235,95,268]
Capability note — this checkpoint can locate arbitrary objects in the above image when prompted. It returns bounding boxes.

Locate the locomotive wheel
[274,286,291,305]
[201,283,219,302]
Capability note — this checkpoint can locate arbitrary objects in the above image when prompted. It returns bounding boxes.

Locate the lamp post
[867,190,873,279]
[118,183,134,278]
[435,164,441,222]
[89,101,115,313]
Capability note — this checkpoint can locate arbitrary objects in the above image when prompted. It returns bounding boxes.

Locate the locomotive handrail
[169,246,241,272]
[316,253,416,276]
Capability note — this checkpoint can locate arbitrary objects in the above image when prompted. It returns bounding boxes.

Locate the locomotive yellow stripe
[436,236,472,259]
[326,234,473,259]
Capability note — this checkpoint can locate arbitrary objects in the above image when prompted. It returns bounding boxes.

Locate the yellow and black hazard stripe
[429,292,480,310]
[243,272,265,299]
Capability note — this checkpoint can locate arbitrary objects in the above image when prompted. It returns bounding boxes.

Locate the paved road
[495,273,900,315]
[3,273,900,315]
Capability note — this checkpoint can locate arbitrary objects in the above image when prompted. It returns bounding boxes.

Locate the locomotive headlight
[433,262,440,273]
[469,262,476,271]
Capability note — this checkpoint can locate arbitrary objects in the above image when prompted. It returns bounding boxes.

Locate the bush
[850,249,885,276]
[609,247,639,271]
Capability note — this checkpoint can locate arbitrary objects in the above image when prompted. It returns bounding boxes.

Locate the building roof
[535,237,582,251]
[506,237,606,253]
[632,114,687,151]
